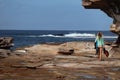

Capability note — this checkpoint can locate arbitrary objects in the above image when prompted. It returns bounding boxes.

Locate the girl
[95,32,104,61]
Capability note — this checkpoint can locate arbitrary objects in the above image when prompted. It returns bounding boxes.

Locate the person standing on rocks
[95,33,99,55]
[95,32,104,61]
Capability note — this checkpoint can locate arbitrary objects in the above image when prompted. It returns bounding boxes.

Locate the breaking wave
[26,33,117,39]
[64,33,95,37]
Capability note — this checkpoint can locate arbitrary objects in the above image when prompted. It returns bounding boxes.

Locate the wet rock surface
[0,42,120,80]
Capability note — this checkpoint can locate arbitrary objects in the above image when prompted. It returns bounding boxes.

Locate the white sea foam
[103,36,117,38]
[41,34,61,37]
[64,33,95,37]
[26,33,117,39]
[42,34,55,37]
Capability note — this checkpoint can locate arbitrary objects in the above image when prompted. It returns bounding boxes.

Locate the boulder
[0,37,14,58]
[58,48,74,55]
[0,37,14,49]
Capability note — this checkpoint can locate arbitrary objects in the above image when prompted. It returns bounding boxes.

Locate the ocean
[0,30,117,49]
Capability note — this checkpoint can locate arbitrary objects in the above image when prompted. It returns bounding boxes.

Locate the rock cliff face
[82,0,120,47]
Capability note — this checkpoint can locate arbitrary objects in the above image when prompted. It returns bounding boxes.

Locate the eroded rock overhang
[82,0,120,35]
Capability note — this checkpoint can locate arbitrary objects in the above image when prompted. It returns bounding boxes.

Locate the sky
[0,0,113,30]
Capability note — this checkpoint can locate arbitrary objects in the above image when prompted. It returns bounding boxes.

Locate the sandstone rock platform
[0,42,120,80]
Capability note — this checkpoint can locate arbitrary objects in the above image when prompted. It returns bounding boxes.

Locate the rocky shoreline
[0,40,120,80]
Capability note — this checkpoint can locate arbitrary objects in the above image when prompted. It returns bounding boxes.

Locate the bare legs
[98,47,103,61]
